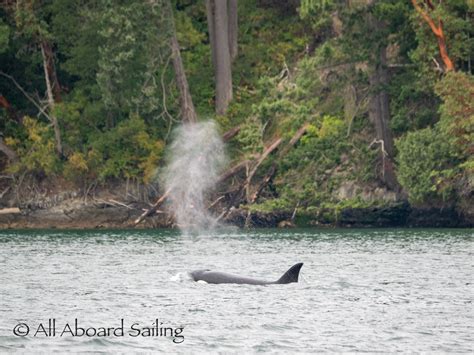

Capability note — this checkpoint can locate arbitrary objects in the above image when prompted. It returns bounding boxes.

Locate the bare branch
[0,71,53,122]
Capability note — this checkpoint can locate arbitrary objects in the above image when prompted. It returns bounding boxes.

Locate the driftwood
[133,188,171,225]
[0,207,20,215]
[96,199,133,210]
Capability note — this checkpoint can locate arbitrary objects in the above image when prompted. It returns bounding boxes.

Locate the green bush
[6,117,61,176]
[65,116,164,183]
[396,127,456,203]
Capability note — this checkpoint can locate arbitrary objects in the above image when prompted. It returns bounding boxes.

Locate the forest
[0,0,473,227]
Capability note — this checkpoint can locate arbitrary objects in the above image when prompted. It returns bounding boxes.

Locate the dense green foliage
[0,0,472,211]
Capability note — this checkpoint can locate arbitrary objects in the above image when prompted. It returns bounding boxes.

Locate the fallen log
[279,123,310,156]
[249,164,277,204]
[245,137,282,190]
[222,125,240,142]
[0,207,20,215]
[221,123,309,218]
[133,188,171,225]
[241,137,282,204]
[217,159,250,183]
[248,123,309,204]
[134,123,308,226]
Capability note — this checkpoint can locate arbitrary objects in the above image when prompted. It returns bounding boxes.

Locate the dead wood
[133,188,171,225]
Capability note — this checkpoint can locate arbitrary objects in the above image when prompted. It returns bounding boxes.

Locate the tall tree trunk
[227,0,238,61]
[165,0,197,124]
[0,137,18,162]
[369,46,399,190]
[212,0,233,115]
[40,40,63,157]
[170,35,198,124]
[206,0,217,69]
[40,40,62,102]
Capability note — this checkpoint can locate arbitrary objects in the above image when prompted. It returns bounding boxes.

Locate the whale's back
[190,263,303,285]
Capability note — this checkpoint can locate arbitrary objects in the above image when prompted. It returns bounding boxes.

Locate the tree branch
[411,0,454,71]
[0,71,53,122]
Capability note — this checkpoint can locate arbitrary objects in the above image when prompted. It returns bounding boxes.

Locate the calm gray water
[0,228,472,353]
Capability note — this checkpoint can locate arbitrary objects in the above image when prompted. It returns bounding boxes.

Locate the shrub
[6,117,61,176]
[396,127,456,203]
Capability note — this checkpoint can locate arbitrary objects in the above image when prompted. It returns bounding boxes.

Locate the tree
[163,0,197,124]
[411,0,454,72]
[301,0,401,190]
[228,0,238,61]
[366,13,399,191]
[206,0,236,114]
[40,39,63,155]
[13,0,63,156]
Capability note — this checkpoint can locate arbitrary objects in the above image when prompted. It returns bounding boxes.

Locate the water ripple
[0,228,472,352]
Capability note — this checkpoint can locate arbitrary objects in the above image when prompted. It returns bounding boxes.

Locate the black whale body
[190,263,303,285]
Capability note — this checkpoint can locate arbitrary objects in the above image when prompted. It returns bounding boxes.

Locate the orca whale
[190,263,303,285]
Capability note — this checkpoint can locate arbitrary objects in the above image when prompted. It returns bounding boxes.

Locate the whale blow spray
[162,121,226,233]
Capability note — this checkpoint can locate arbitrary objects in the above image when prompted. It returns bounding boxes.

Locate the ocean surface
[0,228,472,352]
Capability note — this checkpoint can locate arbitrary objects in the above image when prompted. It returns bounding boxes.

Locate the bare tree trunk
[164,0,197,124]
[208,0,233,115]
[227,0,238,61]
[206,0,217,69]
[170,35,198,124]
[40,40,63,157]
[0,137,18,162]
[369,46,398,190]
[40,40,62,102]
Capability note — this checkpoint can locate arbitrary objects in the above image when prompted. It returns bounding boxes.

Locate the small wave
[169,272,193,282]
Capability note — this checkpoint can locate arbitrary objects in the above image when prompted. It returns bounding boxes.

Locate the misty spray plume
[162,121,227,233]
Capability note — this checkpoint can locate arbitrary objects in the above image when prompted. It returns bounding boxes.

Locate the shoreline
[1,202,471,229]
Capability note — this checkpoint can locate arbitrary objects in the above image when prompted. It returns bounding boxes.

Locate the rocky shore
[0,199,471,229]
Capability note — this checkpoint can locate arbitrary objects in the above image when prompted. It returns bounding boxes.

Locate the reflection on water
[0,229,472,352]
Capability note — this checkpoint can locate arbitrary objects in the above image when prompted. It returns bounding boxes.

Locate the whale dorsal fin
[276,263,304,284]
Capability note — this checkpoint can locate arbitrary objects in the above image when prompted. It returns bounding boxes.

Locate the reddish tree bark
[0,95,21,123]
[411,0,455,72]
